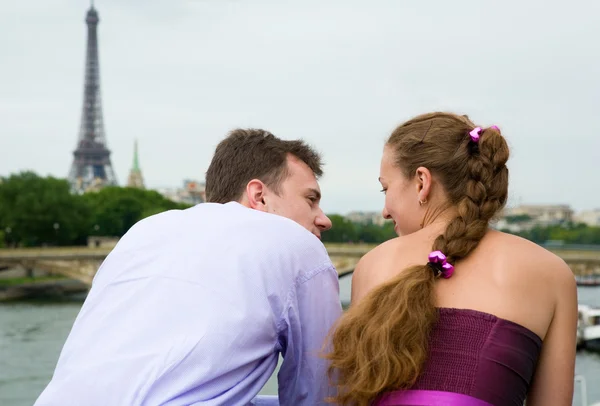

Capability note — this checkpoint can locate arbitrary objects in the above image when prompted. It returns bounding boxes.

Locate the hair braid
[434,126,509,261]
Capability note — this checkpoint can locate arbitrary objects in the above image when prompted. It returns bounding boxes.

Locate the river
[1,275,598,405]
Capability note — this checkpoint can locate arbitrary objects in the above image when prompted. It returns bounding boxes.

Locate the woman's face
[379,145,422,236]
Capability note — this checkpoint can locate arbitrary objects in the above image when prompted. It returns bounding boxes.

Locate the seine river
[1,276,599,405]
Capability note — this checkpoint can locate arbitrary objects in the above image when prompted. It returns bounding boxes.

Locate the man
[35,129,342,405]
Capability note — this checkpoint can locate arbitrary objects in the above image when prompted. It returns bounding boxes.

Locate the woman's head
[324,112,511,406]
[380,112,509,237]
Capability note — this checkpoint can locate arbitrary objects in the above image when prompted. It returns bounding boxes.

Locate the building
[574,209,600,227]
[126,140,145,189]
[345,211,390,226]
[157,179,206,206]
[505,204,573,225]
[494,204,574,232]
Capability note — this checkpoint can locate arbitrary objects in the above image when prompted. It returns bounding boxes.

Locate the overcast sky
[1,0,599,214]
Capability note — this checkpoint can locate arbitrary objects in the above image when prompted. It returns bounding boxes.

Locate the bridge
[1,243,599,286]
[0,244,369,286]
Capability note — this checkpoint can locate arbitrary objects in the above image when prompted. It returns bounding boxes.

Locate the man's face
[263,155,332,239]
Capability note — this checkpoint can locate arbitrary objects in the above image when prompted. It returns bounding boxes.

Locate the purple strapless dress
[373,308,542,406]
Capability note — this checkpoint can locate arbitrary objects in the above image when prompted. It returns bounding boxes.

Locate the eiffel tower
[68,2,117,194]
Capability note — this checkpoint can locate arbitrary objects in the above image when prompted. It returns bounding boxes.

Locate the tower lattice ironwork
[68,3,117,193]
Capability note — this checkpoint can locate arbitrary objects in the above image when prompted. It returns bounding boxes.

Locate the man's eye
[380,188,387,194]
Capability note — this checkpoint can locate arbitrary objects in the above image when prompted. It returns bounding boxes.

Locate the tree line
[321,215,396,244]
[324,218,600,246]
[0,172,188,247]
[1,171,598,247]
[502,223,600,245]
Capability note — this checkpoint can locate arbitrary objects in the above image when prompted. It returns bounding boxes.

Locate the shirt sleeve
[274,264,343,405]
[249,395,280,405]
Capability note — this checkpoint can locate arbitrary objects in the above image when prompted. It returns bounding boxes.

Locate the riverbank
[0,277,88,302]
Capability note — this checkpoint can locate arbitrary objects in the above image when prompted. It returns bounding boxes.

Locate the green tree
[82,187,190,237]
[504,214,533,224]
[505,223,600,245]
[322,215,358,243]
[0,172,192,246]
[356,222,396,243]
[0,172,91,246]
[380,221,397,241]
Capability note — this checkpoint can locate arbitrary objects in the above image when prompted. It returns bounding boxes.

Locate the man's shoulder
[122,202,331,271]
[224,203,325,248]
[228,206,333,274]
[265,219,329,259]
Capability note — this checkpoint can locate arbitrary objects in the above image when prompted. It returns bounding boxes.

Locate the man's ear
[245,179,268,211]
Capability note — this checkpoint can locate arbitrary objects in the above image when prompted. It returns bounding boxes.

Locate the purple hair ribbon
[469,127,482,143]
[428,250,454,279]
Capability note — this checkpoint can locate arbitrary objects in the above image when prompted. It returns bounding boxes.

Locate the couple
[35,112,577,406]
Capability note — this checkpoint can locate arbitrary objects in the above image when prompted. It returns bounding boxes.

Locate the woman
[325,112,577,406]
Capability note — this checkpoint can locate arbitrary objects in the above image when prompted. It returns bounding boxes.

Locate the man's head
[205,129,332,238]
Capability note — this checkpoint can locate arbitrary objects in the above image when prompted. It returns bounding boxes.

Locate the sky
[1,0,599,215]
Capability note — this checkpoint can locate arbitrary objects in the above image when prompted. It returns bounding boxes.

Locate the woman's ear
[415,167,432,203]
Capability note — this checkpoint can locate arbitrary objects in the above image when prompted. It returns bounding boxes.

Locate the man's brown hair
[205,129,323,203]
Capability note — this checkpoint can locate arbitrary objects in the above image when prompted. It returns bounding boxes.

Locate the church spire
[132,139,140,171]
[127,139,145,189]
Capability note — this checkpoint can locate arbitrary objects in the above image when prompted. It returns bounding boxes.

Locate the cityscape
[56,3,600,230]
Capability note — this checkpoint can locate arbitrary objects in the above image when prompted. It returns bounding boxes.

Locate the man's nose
[316,211,332,232]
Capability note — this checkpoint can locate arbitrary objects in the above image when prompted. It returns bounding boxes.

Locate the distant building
[506,204,573,224]
[126,139,145,189]
[345,211,389,226]
[574,209,600,227]
[493,217,535,233]
[157,179,205,206]
[495,204,574,232]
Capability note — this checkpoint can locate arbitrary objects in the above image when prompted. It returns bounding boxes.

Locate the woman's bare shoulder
[355,236,418,272]
[351,236,423,303]
[488,230,575,287]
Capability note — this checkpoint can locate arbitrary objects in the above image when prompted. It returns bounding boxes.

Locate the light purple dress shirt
[34,202,342,405]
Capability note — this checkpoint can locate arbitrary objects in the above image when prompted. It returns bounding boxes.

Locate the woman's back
[354,230,564,340]
[352,229,577,405]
